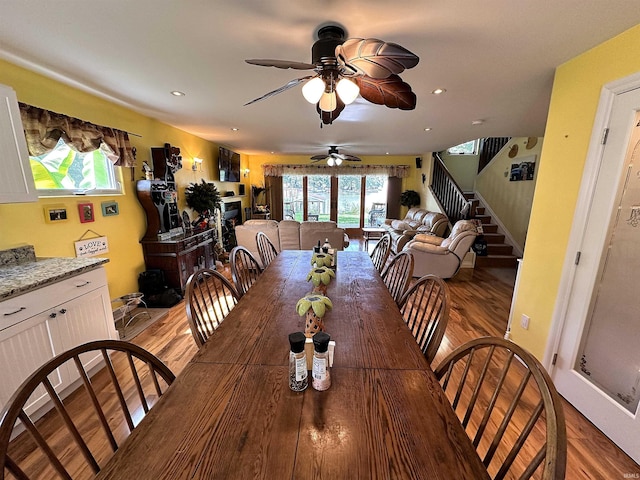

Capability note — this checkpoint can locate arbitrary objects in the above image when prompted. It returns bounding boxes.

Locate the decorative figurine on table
[306,266,335,295]
[296,294,333,337]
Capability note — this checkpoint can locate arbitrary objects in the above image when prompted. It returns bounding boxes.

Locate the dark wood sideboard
[140,229,216,293]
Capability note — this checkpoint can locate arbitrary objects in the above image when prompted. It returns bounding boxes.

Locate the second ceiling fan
[245,24,419,124]
[311,146,361,165]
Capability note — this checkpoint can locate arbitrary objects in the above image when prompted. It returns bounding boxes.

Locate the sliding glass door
[283,173,388,229]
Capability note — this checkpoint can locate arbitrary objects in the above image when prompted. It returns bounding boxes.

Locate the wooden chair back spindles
[381,250,414,304]
[185,268,240,348]
[230,246,263,297]
[433,337,567,480]
[398,274,450,364]
[0,340,175,479]
[370,233,391,273]
[256,231,278,269]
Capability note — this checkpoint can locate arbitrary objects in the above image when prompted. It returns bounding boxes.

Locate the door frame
[544,70,640,370]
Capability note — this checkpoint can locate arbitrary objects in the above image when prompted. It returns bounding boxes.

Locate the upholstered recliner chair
[403,220,478,279]
[382,208,448,254]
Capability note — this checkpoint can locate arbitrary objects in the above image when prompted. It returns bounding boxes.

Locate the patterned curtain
[19,103,136,167]
[262,163,410,178]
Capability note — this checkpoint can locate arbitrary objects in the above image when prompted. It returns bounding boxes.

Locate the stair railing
[431,152,474,224]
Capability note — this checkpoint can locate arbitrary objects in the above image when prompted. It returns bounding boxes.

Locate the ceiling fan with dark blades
[310,146,362,165]
[244,24,419,124]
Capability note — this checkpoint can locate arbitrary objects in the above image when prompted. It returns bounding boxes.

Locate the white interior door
[553,85,640,462]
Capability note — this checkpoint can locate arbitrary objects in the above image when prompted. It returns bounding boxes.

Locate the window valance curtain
[261,164,410,178]
[19,103,136,167]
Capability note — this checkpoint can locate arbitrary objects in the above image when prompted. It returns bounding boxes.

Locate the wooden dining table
[96,250,489,479]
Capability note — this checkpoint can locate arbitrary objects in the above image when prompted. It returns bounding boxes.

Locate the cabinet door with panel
[0,312,68,414]
[54,283,118,382]
[0,83,37,203]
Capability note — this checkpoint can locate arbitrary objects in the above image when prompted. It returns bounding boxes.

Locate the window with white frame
[447,140,478,155]
[30,138,123,196]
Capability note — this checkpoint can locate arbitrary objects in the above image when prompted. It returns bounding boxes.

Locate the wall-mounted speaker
[239,184,246,196]
[415,157,422,168]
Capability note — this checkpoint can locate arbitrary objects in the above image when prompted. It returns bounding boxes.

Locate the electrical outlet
[520,314,530,330]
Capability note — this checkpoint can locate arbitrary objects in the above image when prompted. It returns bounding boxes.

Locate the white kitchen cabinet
[0,83,37,203]
[0,267,117,414]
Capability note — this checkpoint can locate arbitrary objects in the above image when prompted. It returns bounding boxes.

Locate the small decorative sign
[74,236,109,258]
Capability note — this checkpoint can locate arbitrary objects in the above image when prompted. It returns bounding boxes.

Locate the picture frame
[78,202,95,223]
[44,204,68,223]
[101,201,119,217]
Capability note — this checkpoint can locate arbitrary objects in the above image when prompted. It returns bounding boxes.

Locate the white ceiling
[2,1,640,158]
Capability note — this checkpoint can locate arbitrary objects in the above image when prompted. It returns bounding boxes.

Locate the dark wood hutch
[136,143,217,293]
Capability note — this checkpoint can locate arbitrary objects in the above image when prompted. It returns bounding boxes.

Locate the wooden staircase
[465,192,519,268]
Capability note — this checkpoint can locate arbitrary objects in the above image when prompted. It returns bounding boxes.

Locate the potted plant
[184,179,223,228]
[400,190,420,208]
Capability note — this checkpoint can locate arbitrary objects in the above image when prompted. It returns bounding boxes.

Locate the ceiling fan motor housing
[312,25,346,65]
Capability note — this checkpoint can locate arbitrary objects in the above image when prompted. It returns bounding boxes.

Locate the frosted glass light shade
[334,158,343,166]
[336,78,360,104]
[319,91,337,112]
[327,157,335,166]
[302,77,325,104]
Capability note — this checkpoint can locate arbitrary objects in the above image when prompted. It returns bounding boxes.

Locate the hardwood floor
[5,238,639,478]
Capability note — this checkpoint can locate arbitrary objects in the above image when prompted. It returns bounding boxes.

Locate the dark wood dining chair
[185,268,240,348]
[370,232,391,273]
[433,337,567,480]
[397,274,450,364]
[0,340,175,479]
[230,245,263,297]
[256,231,278,269]
[380,250,414,304]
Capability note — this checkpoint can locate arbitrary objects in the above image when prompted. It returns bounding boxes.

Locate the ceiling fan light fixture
[302,77,325,104]
[334,157,343,166]
[319,91,337,112]
[336,78,359,104]
[327,157,335,166]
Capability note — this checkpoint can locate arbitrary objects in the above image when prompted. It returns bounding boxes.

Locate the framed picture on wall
[101,201,119,216]
[78,203,95,223]
[44,204,68,223]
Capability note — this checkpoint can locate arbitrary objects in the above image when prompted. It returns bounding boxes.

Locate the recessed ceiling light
[431,88,446,95]
[170,91,185,96]
[424,127,432,132]
[231,127,239,131]
[385,152,390,155]
[471,119,484,125]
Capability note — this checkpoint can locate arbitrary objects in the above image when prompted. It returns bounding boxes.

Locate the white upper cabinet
[0,84,37,203]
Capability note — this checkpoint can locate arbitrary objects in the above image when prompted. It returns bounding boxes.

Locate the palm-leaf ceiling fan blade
[336,38,419,79]
[342,154,362,162]
[244,76,314,106]
[245,59,316,70]
[355,74,417,110]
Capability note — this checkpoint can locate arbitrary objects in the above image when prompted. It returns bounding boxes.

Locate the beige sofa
[382,208,448,254]
[235,220,348,266]
[403,219,478,278]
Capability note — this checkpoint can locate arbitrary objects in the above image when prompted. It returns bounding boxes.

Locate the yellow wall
[0,59,250,299]
[440,151,480,192]
[475,137,542,248]
[511,24,640,358]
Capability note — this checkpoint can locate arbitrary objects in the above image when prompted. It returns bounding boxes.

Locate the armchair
[403,219,478,279]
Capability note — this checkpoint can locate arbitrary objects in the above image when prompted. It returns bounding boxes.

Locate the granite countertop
[0,246,109,301]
